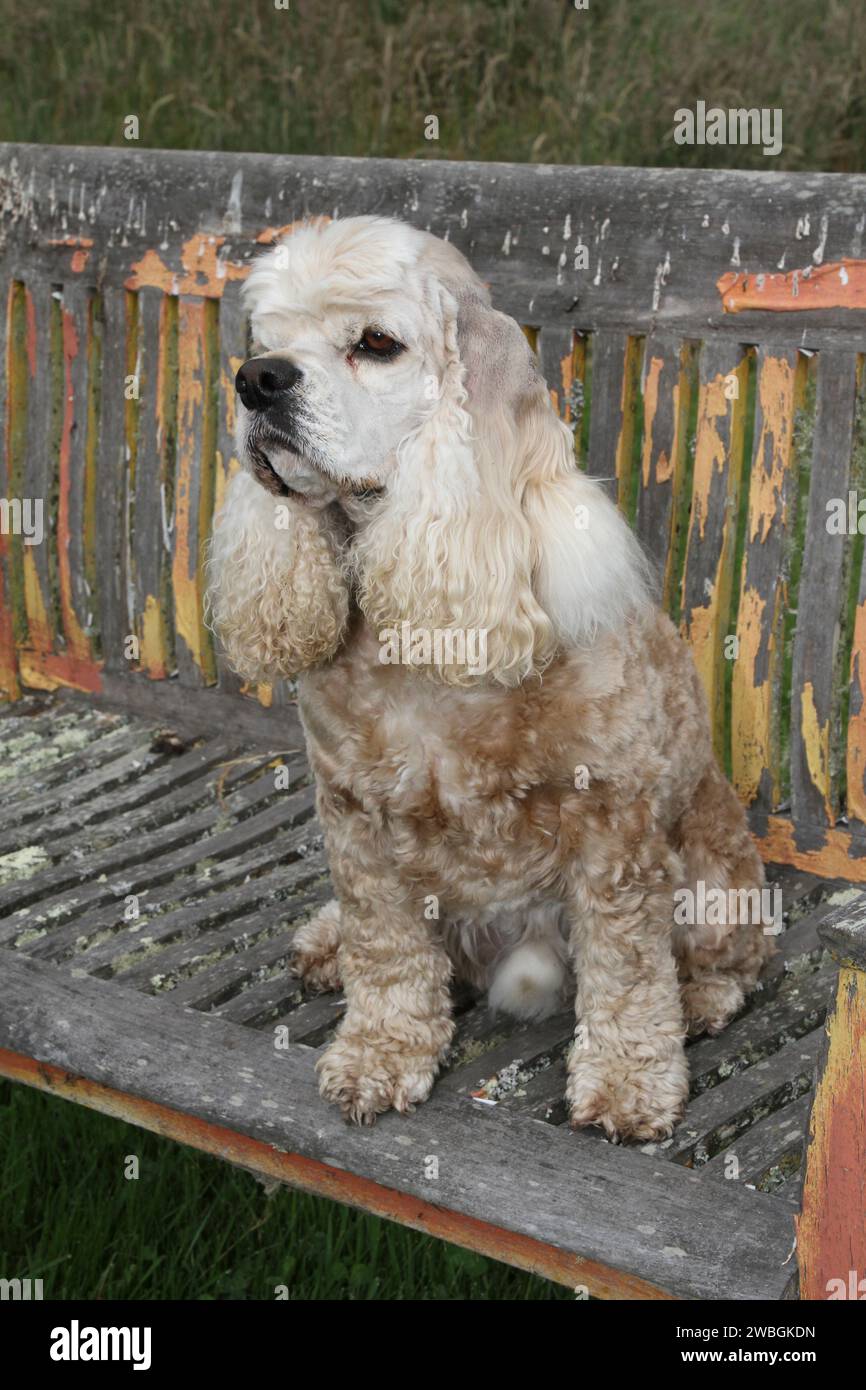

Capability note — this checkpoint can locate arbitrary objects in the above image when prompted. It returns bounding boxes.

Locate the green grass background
[0,0,862,1301]
[1,0,865,170]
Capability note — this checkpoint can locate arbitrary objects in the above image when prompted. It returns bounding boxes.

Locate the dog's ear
[353,287,650,685]
[206,470,349,681]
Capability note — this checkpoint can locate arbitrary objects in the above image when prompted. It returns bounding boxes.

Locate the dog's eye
[354,328,403,359]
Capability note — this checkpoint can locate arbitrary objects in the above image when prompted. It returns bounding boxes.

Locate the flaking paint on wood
[732,351,805,808]
[796,967,866,1300]
[719,260,866,315]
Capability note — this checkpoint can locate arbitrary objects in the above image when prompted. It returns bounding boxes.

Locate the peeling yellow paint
[22,549,52,654]
[754,815,866,882]
[731,585,772,803]
[801,680,833,822]
[140,593,168,680]
[680,356,749,760]
[749,356,799,543]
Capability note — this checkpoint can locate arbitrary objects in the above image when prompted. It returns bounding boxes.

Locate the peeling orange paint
[641,356,667,486]
[754,815,866,881]
[796,967,866,1300]
[126,220,331,300]
[18,649,102,694]
[126,235,249,299]
[45,237,94,274]
[172,299,217,682]
[173,301,206,663]
[848,600,866,825]
[255,216,330,245]
[719,259,866,314]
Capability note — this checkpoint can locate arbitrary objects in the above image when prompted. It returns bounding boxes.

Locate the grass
[0,1080,571,1300]
[0,0,865,171]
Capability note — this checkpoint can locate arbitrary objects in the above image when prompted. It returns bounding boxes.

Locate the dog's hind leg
[672,762,776,1037]
[290,898,343,992]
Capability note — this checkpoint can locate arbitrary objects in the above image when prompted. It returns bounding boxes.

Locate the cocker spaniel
[207,215,772,1140]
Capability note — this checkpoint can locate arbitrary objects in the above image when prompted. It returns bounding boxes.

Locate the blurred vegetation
[0,0,864,170]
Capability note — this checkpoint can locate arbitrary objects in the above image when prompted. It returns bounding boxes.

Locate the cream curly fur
[207,215,773,1140]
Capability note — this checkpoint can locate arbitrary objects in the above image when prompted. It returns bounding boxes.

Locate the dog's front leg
[565,819,688,1143]
[315,868,454,1125]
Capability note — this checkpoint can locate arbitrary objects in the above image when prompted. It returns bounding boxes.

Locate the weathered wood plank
[634,335,694,608]
[790,351,859,828]
[0,279,22,699]
[15,280,57,688]
[796,966,866,1301]
[844,363,866,829]
[680,341,750,764]
[59,285,97,658]
[667,1029,821,1166]
[0,954,795,1299]
[5,145,866,344]
[130,290,175,681]
[701,1094,810,1198]
[92,285,128,674]
[214,278,246,698]
[172,296,218,687]
[731,348,806,812]
[585,331,642,511]
[0,786,314,931]
[68,839,324,978]
[813,889,866,971]
[24,819,319,963]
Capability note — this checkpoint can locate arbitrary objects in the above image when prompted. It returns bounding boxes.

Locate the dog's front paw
[681,974,744,1038]
[316,1033,440,1125]
[566,1043,688,1143]
[290,900,342,993]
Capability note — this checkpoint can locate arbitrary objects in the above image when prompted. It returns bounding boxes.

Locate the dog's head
[212,215,651,685]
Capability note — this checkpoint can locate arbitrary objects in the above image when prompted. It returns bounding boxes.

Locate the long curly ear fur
[206,470,349,682]
[352,287,651,686]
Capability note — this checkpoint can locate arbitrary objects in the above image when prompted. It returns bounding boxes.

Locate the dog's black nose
[236,357,303,412]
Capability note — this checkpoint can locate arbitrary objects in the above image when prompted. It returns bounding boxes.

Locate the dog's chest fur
[295,612,705,911]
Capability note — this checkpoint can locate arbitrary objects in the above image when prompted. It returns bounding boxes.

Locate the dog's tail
[488,940,566,1022]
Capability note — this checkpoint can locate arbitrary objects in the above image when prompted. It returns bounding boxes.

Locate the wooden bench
[1,143,865,1301]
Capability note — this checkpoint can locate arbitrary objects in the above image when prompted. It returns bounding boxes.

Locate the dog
[207,215,773,1140]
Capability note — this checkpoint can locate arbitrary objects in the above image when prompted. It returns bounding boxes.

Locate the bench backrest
[2,144,866,879]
